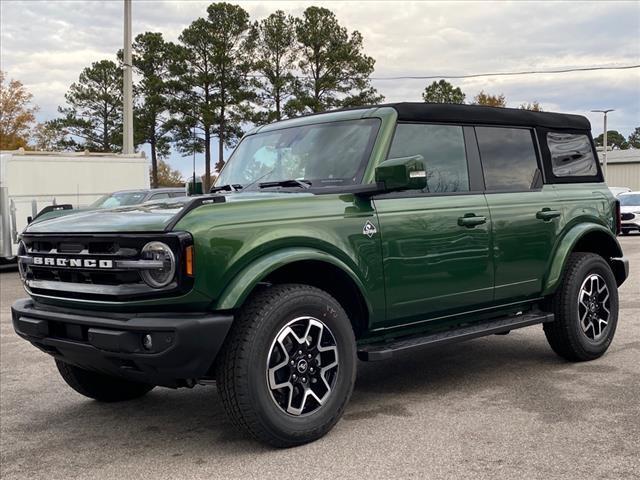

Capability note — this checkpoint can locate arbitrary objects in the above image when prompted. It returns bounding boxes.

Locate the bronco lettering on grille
[32,257,114,269]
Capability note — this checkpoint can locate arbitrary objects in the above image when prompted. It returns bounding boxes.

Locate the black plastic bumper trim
[11,298,233,387]
[610,256,629,286]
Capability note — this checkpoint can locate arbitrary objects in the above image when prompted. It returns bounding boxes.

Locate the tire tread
[543,252,617,362]
[215,284,353,447]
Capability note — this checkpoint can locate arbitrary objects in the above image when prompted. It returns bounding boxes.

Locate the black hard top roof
[381,102,591,131]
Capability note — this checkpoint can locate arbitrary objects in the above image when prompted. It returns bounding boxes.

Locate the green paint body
[24,107,624,341]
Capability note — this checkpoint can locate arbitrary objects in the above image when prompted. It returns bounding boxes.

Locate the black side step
[357,311,554,361]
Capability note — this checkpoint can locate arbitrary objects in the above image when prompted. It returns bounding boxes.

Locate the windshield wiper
[209,184,243,193]
[258,179,312,189]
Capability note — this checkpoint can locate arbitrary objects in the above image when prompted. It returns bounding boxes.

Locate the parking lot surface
[1,237,639,480]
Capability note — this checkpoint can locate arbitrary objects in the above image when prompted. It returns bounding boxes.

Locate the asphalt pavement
[1,236,639,479]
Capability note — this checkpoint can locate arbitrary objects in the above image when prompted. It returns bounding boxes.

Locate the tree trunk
[275,88,281,121]
[103,114,109,152]
[204,129,211,193]
[217,107,225,174]
[150,139,158,188]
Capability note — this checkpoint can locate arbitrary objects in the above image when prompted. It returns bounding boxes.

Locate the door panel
[485,187,561,301]
[474,126,561,302]
[374,194,493,327]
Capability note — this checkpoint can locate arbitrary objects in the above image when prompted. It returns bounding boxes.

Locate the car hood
[620,205,640,214]
[24,192,312,233]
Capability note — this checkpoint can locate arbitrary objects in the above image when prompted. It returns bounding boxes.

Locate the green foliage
[57,60,123,152]
[422,80,465,104]
[129,32,175,187]
[170,2,255,189]
[627,127,640,149]
[32,120,70,150]
[253,11,297,123]
[519,101,543,111]
[287,6,383,115]
[50,4,384,181]
[594,130,629,150]
[473,90,506,108]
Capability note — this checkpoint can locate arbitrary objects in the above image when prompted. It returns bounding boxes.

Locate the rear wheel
[56,360,154,402]
[215,284,356,447]
[544,253,618,361]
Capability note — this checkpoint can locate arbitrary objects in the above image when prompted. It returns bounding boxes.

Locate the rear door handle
[536,209,561,221]
[458,214,487,228]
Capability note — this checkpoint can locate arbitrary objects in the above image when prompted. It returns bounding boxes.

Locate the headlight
[140,241,176,288]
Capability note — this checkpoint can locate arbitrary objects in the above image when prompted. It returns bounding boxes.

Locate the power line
[368,64,640,80]
[247,64,639,81]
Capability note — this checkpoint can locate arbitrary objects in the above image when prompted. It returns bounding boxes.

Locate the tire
[215,284,357,447]
[621,229,630,236]
[55,359,155,402]
[543,252,619,362]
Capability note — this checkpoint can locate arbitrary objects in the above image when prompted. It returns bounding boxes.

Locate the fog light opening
[142,334,153,351]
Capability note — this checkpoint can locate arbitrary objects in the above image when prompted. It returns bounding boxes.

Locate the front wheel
[215,284,357,447]
[544,253,619,361]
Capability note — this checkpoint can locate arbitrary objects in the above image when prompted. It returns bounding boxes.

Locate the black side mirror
[374,155,427,192]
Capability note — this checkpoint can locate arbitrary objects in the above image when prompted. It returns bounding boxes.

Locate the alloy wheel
[577,273,611,341]
[266,316,339,416]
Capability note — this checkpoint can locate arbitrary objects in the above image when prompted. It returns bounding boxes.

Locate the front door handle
[458,214,487,228]
[536,209,561,221]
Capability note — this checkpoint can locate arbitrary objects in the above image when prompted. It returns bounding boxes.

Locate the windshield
[619,194,640,206]
[91,191,147,208]
[215,118,380,189]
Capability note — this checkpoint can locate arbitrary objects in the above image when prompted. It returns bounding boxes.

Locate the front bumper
[11,298,233,387]
[621,221,640,231]
[621,212,640,231]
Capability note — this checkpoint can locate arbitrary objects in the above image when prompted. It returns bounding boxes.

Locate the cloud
[1,0,638,176]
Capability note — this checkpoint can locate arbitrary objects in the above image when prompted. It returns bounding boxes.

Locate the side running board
[357,311,554,361]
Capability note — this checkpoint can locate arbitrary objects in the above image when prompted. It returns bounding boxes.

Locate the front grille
[19,233,192,302]
[621,213,634,221]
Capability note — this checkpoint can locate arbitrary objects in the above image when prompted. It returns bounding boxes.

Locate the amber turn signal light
[185,245,194,276]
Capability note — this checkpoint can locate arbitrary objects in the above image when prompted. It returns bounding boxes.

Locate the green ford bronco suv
[12,103,629,447]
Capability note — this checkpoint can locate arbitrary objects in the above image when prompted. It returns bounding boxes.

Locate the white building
[601,149,640,191]
[0,149,149,259]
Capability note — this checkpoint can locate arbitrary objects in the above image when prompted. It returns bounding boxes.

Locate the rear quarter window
[547,132,597,177]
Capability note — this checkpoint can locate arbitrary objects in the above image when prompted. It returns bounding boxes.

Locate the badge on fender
[363,221,377,238]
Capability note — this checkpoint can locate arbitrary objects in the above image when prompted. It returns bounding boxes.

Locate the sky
[1,0,639,177]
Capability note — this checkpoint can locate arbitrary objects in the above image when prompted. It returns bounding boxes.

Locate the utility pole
[122,0,134,154]
[591,109,614,181]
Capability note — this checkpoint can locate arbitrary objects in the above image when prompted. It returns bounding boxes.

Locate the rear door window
[387,124,469,193]
[547,132,597,177]
[476,127,539,191]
